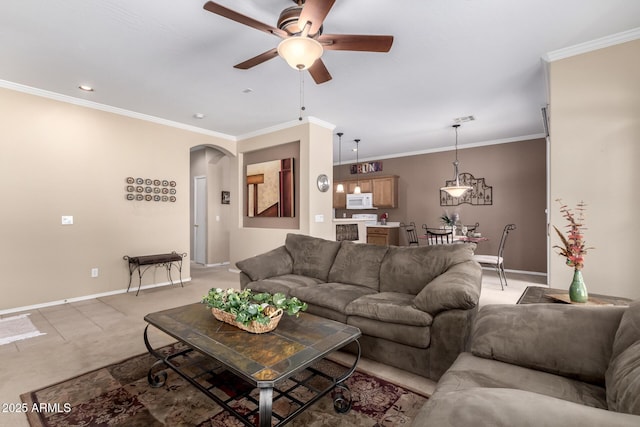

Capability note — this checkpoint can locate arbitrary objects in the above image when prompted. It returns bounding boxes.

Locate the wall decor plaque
[440,172,493,206]
[125,177,177,202]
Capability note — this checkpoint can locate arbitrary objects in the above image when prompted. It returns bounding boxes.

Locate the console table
[123,251,187,296]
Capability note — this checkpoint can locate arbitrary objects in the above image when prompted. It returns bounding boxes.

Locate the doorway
[193,176,207,265]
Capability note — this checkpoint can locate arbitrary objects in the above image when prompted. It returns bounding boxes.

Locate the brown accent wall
[335,138,547,273]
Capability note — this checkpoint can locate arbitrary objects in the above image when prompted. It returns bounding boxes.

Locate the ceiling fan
[203,0,394,84]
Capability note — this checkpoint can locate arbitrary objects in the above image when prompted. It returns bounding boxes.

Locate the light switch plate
[61,216,73,225]
[315,214,324,223]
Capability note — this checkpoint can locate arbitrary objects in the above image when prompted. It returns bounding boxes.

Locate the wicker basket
[211,307,283,334]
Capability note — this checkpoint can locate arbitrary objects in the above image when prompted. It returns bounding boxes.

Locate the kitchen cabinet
[333,175,398,209]
[346,179,372,194]
[366,226,399,246]
[333,183,347,209]
[372,176,398,208]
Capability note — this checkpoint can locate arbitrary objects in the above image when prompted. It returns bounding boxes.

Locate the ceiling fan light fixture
[277,36,323,70]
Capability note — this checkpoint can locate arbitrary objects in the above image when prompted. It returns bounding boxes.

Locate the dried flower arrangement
[553,199,593,270]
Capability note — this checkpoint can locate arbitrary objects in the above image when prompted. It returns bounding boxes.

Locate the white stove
[351,213,379,226]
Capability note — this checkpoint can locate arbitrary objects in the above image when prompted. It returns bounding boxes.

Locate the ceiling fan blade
[308,59,332,84]
[233,48,279,70]
[298,0,336,35]
[203,1,287,38]
[319,34,394,52]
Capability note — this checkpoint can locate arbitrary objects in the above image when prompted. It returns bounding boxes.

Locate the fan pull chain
[298,70,306,121]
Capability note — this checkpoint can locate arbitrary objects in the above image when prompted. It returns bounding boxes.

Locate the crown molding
[543,27,640,62]
[236,116,336,141]
[347,133,547,165]
[0,79,236,141]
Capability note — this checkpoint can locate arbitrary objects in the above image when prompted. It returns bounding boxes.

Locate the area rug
[21,343,428,426]
[0,313,45,346]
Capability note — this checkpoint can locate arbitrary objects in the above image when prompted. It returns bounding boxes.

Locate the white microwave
[346,193,374,209]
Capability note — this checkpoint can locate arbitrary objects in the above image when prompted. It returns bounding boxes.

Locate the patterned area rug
[21,343,428,426]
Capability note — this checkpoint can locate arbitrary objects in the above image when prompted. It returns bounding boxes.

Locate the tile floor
[0,264,546,427]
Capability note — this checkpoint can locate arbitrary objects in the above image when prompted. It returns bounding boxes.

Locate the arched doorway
[190,145,234,266]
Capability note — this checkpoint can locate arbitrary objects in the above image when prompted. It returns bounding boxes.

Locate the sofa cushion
[606,341,640,415]
[293,282,376,314]
[379,244,474,294]
[413,260,481,315]
[328,241,388,291]
[471,304,625,385]
[285,233,341,282]
[436,352,607,409]
[606,301,640,415]
[346,292,432,326]
[245,274,322,297]
[236,245,292,281]
[610,300,640,362]
[347,316,431,348]
[413,387,639,427]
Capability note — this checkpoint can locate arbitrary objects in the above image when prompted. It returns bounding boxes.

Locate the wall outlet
[91,268,99,278]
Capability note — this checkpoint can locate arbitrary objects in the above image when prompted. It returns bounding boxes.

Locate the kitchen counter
[366,222,400,228]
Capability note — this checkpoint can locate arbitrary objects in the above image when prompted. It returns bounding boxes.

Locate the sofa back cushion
[379,244,474,294]
[236,245,292,281]
[606,300,640,415]
[328,241,388,291]
[472,304,625,386]
[285,233,341,282]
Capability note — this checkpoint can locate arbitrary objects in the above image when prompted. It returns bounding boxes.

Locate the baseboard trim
[0,278,192,316]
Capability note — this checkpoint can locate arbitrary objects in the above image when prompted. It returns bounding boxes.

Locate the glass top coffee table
[144,302,361,427]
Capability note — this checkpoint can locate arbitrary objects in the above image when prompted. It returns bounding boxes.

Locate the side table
[517,286,631,306]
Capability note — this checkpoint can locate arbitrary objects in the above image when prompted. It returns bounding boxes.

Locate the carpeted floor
[21,343,428,426]
[0,314,45,346]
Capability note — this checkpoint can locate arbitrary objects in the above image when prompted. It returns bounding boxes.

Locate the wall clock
[317,174,330,192]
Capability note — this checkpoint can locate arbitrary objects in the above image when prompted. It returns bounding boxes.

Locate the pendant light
[353,139,361,194]
[441,124,472,198]
[335,132,345,193]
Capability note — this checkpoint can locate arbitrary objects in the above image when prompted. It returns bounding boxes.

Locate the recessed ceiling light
[78,84,94,92]
[193,113,205,119]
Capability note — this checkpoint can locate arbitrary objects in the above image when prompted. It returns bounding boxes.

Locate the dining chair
[400,222,420,246]
[472,223,516,290]
[425,228,453,245]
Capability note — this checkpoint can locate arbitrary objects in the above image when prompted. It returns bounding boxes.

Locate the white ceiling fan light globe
[277,37,323,70]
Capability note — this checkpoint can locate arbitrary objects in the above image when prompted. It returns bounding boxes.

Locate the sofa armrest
[412,387,640,427]
[235,245,293,282]
[471,303,626,385]
[413,260,482,316]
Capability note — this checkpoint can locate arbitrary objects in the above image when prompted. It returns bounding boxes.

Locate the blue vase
[569,269,588,303]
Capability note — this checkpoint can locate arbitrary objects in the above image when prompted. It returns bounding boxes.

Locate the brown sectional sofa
[235,233,482,381]
[413,301,640,426]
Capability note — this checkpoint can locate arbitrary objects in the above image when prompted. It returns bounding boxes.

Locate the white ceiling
[1,0,639,161]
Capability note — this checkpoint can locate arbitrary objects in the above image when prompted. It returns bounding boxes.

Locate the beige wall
[549,39,640,299]
[0,86,233,310]
[334,138,548,273]
[229,121,335,265]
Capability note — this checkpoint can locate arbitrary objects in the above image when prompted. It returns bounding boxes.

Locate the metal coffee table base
[144,325,361,427]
